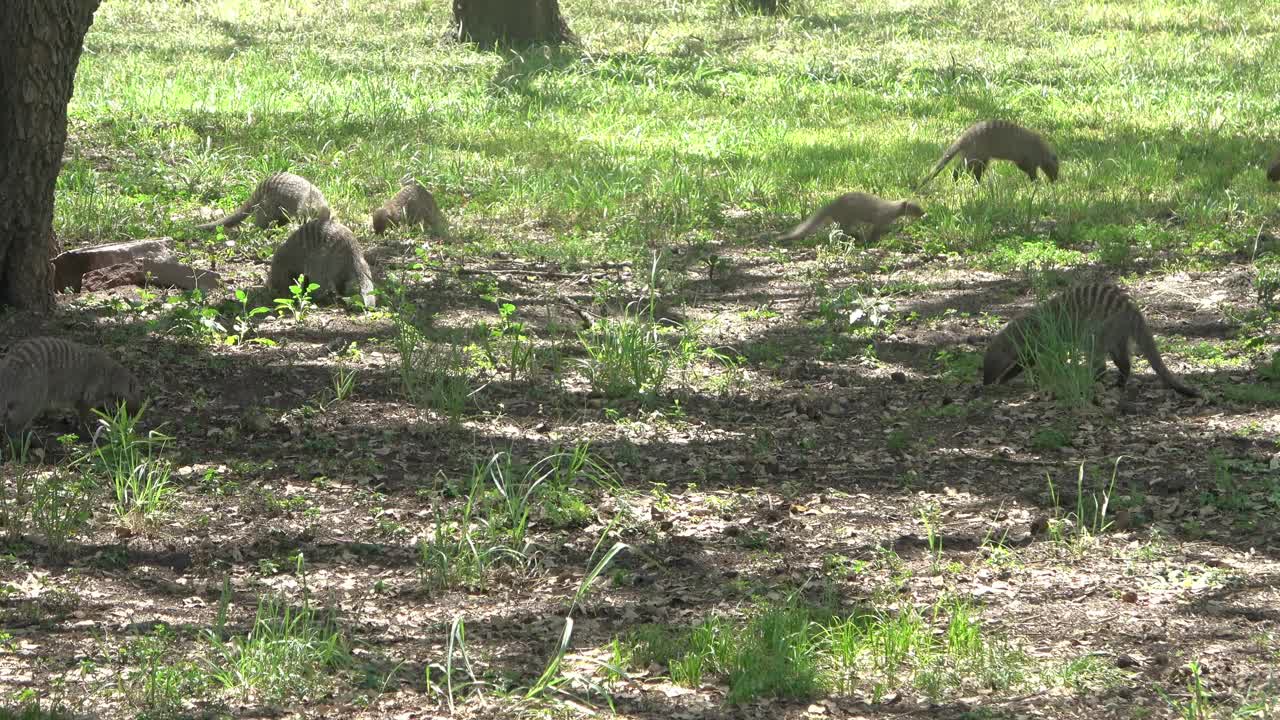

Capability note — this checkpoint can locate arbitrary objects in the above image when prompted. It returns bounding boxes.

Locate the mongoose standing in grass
[776,192,924,243]
[0,337,144,436]
[916,120,1059,190]
[196,172,330,231]
[372,181,447,236]
[269,218,376,307]
[982,283,1199,397]
[1268,152,1280,182]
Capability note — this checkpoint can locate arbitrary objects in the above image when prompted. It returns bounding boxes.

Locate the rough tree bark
[0,1,101,311]
[453,0,573,48]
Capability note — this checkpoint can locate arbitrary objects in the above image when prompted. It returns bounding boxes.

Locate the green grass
[622,595,1033,704]
[1014,301,1101,407]
[67,0,1280,266]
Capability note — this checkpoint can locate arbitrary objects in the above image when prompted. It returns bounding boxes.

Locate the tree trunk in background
[453,0,573,48]
[737,0,791,14]
[0,1,100,311]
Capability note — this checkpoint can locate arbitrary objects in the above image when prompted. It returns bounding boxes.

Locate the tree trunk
[453,0,573,49]
[736,0,792,14]
[0,1,101,312]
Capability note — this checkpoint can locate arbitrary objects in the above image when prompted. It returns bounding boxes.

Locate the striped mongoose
[197,172,330,231]
[269,218,376,307]
[983,283,1199,397]
[916,120,1059,190]
[372,181,447,236]
[777,192,923,243]
[0,337,144,435]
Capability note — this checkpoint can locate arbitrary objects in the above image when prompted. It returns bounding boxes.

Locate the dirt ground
[1,233,1278,719]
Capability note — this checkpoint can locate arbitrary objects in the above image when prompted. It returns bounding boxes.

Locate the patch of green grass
[393,302,473,422]
[981,241,1090,274]
[206,592,349,704]
[1030,426,1073,451]
[67,0,1280,267]
[622,595,1032,705]
[116,625,208,717]
[578,311,674,399]
[85,403,174,530]
[1221,383,1280,406]
[1015,301,1100,408]
[418,444,619,589]
[1044,460,1122,553]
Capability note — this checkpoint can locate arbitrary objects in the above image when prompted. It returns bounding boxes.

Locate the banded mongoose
[777,192,924,243]
[982,283,1199,397]
[1268,152,1280,182]
[269,218,377,308]
[916,120,1059,190]
[0,337,144,435]
[372,181,447,236]
[196,172,330,231]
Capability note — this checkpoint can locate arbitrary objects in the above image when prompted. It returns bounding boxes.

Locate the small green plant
[480,302,537,381]
[117,625,207,716]
[330,364,357,405]
[1045,459,1122,551]
[164,289,226,344]
[1030,426,1072,451]
[227,288,274,346]
[0,433,37,542]
[206,592,349,703]
[1253,258,1280,312]
[274,275,319,321]
[1157,661,1214,720]
[816,285,895,336]
[623,595,1027,705]
[578,310,672,399]
[83,403,173,528]
[1258,350,1280,382]
[1016,303,1098,407]
[918,501,943,564]
[28,465,96,556]
[394,304,472,422]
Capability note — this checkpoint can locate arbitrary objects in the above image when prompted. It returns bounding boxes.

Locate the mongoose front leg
[1110,349,1131,388]
[964,157,987,183]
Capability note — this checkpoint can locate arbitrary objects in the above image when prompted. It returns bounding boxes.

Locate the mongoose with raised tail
[777,192,924,243]
[269,218,376,307]
[982,283,1199,397]
[916,120,1059,190]
[1268,152,1280,182]
[372,181,447,236]
[0,337,144,435]
[196,172,330,231]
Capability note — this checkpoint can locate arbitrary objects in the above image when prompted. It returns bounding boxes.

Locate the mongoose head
[1042,153,1060,182]
[981,333,1023,386]
[899,202,925,219]
[371,208,391,235]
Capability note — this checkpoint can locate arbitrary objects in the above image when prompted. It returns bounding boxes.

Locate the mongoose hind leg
[997,363,1025,384]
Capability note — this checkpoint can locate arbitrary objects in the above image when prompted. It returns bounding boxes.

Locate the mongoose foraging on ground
[269,218,376,308]
[0,337,144,436]
[776,192,924,243]
[1268,152,1280,182]
[372,181,447,236]
[196,172,330,231]
[916,120,1059,190]
[982,283,1199,397]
